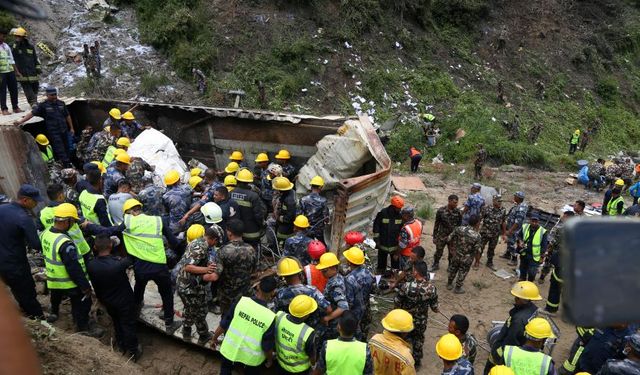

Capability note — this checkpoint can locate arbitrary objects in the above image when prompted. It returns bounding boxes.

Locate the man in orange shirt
[304,240,328,293]
[408,147,422,173]
[398,206,423,269]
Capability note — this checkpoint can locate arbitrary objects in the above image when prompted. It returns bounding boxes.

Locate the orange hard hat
[391,196,405,209]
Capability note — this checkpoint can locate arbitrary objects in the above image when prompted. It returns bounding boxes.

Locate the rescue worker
[61,168,80,208]
[569,129,580,154]
[369,309,417,375]
[122,199,183,333]
[433,195,463,271]
[225,161,240,177]
[224,175,237,191]
[304,240,328,293]
[516,213,548,282]
[178,169,226,227]
[0,184,45,319]
[103,107,121,129]
[474,143,487,180]
[409,146,422,173]
[103,152,131,198]
[0,29,21,115]
[213,186,238,232]
[436,333,474,375]
[78,168,113,227]
[137,175,165,216]
[559,327,595,375]
[212,276,277,375]
[87,234,141,360]
[578,324,635,374]
[162,170,191,234]
[14,87,75,166]
[261,163,282,212]
[275,149,297,180]
[36,134,54,162]
[316,252,349,340]
[103,136,130,166]
[602,179,625,214]
[344,246,375,338]
[284,215,313,266]
[478,194,506,270]
[273,176,297,244]
[230,168,266,246]
[298,176,329,242]
[398,206,422,269]
[127,156,154,193]
[587,159,606,191]
[502,191,528,264]
[275,295,318,375]
[229,150,247,168]
[87,122,121,163]
[372,195,404,274]
[447,214,482,294]
[543,211,575,314]
[120,111,143,139]
[10,27,40,106]
[449,315,478,364]
[502,318,556,375]
[462,183,485,225]
[597,332,640,375]
[489,366,515,375]
[254,152,270,180]
[314,311,373,375]
[484,281,542,374]
[605,188,624,216]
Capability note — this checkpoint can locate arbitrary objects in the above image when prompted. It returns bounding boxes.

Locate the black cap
[18,184,43,202]
[83,162,99,174]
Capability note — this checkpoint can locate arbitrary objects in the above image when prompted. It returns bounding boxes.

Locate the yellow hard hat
[164,170,180,186]
[310,175,325,187]
[510,281,542,300]
[229,150,244,161]
[435,333,463,361]
[113,148,126,158]
[289,295,318,318]
[13,27,27,37]
[574,373,591,375]
[381,309,414,333]
[489,365,516,375]
[343,247,365,265]
[91,161,106,174]
[189,176,203,189]
[115,152,131,165]
[116,137,131,148]
[35,134,49,146]
[224,174,237,187]
[54,203,79,220]
[315,252,340,270]
[186,224,205,243]
[275,149,291,160]
[574,129,580,135]
[277,257,303,276]
[525,317,556,340]
[190,168,203,177]
[224,162,240,174]
[122,111,135,120]
[109,108,122,120]
[122,198,142,213]
[615,178,625,187]
[255,153,269,163]
[235,168,254,183]
[272,176,294,191]
[293,215,310,228]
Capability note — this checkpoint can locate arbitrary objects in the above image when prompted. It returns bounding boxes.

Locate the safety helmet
[229,150,244,161]
[91,161,106,174]
[13,27,27,37]
[615,178,625,187]
[381,309,414,333]
[343,247,365,265]
[293,215,310,228]
[307,240,326,260]
[115,152,131,165]
[390,195,405,209]
[255,153,269,163]
[344,231,365,246]
[235,168,254,183]
[267,163,283,176]
[272,176,294,191]
[224,175,237,187]
[189,176,203,189]
[315,252,340,270]
[190,168,203,177]
[109,108,122,120]
[435,333,463,361]
[289,295,318,318]
[116,137,130,148]
[510,281,542,301]
[200,202,223,224]
[489,365,515,375]
[574,373,590,375]
[54,203,79,220]
[275,149,291,160]
[574,129,580,135]
[123,198,142,213]
[186,224,205,243]
[224,162,240,174]
[35,134,49,146]
[164,170,180,186]
[310,175,325,187]
[524,317,556,340]
[113,148,126,158]
[122,111,135,120]
[277,257,303,276]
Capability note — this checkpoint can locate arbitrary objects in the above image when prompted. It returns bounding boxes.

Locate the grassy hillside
[123,0,640,169]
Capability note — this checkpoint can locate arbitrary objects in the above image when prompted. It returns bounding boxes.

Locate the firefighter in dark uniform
[10,27,40,106]
[272,176,297,246]
[229,168,266,246]
[372,195,405,274]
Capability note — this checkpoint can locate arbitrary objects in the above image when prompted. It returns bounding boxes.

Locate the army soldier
[477,195,506,270]
[446,215,482,294]
[433,195,462,271]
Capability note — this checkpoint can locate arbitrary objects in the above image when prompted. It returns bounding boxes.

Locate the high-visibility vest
[504,345,552,375]
[102,145,117,165]
[0,47,12,73]
[40,207,90,256]
[79,189,111,225]
[400,220,422,256]
[607,196,624,216]
[304,264,327,293]
[122,213,166,264]
[410,148,421,157]
[41,146,53,162]
[522,224,546,262]
[325,338,367,375]
[220,296,275,366]
[570,133,579,145]
[41,229,86,290]
[275,311,314,372]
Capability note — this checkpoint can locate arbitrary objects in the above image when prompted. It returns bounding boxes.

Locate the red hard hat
[307,240,327,260]
[391,196,405,209]
[344,231,365,246]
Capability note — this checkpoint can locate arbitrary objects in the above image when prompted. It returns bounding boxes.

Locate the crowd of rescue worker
[1,99,639,375]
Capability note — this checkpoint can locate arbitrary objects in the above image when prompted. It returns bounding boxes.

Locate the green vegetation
[140,73,170,96]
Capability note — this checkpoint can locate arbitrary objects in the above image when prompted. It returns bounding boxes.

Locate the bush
[431,0,489,29]
[140,73,169,95]
[386,121,425,161]
[0,11,15,32]
[595,75,619,103]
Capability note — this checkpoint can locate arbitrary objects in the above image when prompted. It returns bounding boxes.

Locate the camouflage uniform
[596,358,640,375]
[433,206,462,266]
[588,162,605,190]
[322,273,349,340]
[260,174,275,212]
[162,184,192,234]
[47,161,63,184]
[348,266,375,337]
[281,163,296,180]
[103,166,126,197]
[127,157,153,193]
[62,182,79,208]
[283,231,313,266]
[474,148,487,180]
[138,183,166,216]
[298,192,329,241]
[176,238,210,337]
[442,358,474,375]
[605,164,621,184]
[274,283,330,329]
[461,332,478,364]
[447,226,482,290]
[394,278,438,366]
[505,201,528,257]
[87,131,115,162]
[216,239,257,315]
[479,205,506,263]
[462,192,485,225]
[75,128,95,162]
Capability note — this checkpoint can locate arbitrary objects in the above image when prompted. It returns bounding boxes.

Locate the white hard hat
[201,202,223,224]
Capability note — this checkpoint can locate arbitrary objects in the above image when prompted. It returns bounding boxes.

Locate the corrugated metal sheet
[0,126,48,204]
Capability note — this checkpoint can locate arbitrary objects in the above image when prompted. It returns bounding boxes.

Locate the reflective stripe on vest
[0,48,11,73]
[79,189,111,225]
[41,229,86,289]
[504,345,552,375]
[571,134,579,145]
[220,296,276,366]
[400,220,422,256]
[102,145,116,165]
[123,214,166,264]
[275,311,314,372]
[607,196,624,216]
[325,339,367,375]
[522,224,546,262]
[42,146,53,162]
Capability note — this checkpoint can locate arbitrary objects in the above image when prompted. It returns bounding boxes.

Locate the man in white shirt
[108,179,134,225]
[0,29,22,115]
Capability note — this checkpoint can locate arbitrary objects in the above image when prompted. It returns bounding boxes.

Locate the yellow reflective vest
[39,206,90,256]
[123,213,166,264]
[41,229,86,289]
[79,189,111,225]
[504,345,552,375]
[326,338,367,375]
[522,224,546,262]
[275,311,314,372]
